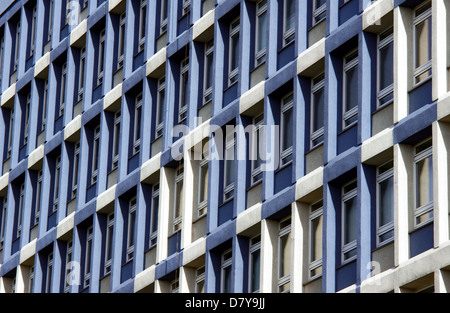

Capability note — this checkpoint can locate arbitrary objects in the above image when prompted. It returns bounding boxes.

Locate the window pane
[158,89,165,125]
[152,194,159,233]
[313,88,324,132]
[379,42,393,91]
[311,215,323,263]
[199,164,209,203]
[416,156,433,208]
[345,66,358,112]
[257,11,267,53]
[415,17,432,69]
[175,180,184,218]
[344,197,357,245]
[282,107,293,151]
[250,250,260,293]
[205,53,214,90]
[284,0,295,31]
[223,265,232,293]
[231,32,239,72]
[379,176,394,227]
[279,233,291,278]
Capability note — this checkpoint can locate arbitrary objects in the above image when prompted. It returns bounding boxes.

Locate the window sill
[308,142,324,154]
[410,75,432,92]
[279,38,295,54]
[250,60,266,75]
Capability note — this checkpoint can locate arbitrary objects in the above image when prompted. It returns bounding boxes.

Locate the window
[342,49,358,129]
[118,13,126,68]
[342,180,357,264]
[60,62,67,117]
[97,29,105,86]
[17,183,25,238]
[127,197,136,262]
[160,0,168,33]
[150,183,159,247]
[29,6,37,58]
[46,0,53,44]
[280,93,294,165]
[414,139,433,228]
[84,226,93,289]
[53,155,61,213]
[377,28,394,108]
[229,18,240,86]
[255,0,267,66]
[91,126,100,185]
[170,276,180,293]
[104,213,114,275]
[221,249,233,293]
[23,93,31,146]
[309,200,323,279]
[413,1,432,86]
[138,0,147,52]
[311,74,325,148]
[283,0,295,46]
[134,93,142,154]
[0,35,4,86]
[64,240,73,293]
[179,56,189,123]
[7,107,14,159]
[195,266,205,293]
[72,142,80,198]
[249,235,261,293]
[198,157,209,217]
[278,217,291,293]
[173,163,184,232]
[13,21,20,73]
[78,47,86,101]
[156,77,165,137]
[46,252,53,293]
[204,41,214,104]
[41,80,49,133]
[34,171,42,225]
[251,114,264,185]
[29,266,34,293]
[376,160,394,246]
[112,110,121,169]
[223,132,235,201]
[0,198,6,250]
[313,0,326,25]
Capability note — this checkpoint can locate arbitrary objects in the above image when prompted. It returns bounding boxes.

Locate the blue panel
[393,103,436,145]
[277,42,295,70]
[218,200,233,226]
[336,261,357,291]
[11,237,20,255]
[18,145,26,162]
[127,153,140,174]
[177,14,189,37]
[223,83,238,108]
[54,115,64,134]
[60,25,69,41]
[167,232,181,256]
[274,164,292,195]
[409,80,432,114]
[92,84,103,103]
[132,50,144,72]
[25,57,34,72]
[337,125,357,155]
[47,211,57,231]
[120,261,133,283]
[410,223,434,258]
[339,0,359,26]
[86,183,97,203]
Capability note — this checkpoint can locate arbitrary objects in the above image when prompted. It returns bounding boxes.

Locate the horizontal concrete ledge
[19,239,37,265]
[361,126,394,165]
[437,92,450,122]
[34,52,50,79]
[70,19,87,48]
[362,0,394,32]
[56,212,75,240]
[182,237,206,266]
[236,203,262,236]
[239,81,265,116]
[64,114,82,142]
[184,120,211,152]
[1,83,16,108]
[295,166,324,202]
[0,173,9,196]
[193,9,215,42]
[104,83,122,112]
[134,265,156,293]
[297,38,325,77]
[146,48,166,79]
[28,145,44,170]
[96,185,117,213]
[140,153,162,184]
[109,0,126,14]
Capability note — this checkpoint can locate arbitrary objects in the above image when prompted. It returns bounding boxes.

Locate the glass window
[311,73,325,148]
[64,240,73,293]
[46,252,53,293]
[60,62,67,116]
[179,57,189,123]
[150,184,159,247]
[112,111,121,170]
[221,249,233,293]
[98,29,105,86]
[413,1,432,85]
[204,41,214,104]
[377,160,394,246]
[174,163,184,232]
[195,266,205,293]
[249,235,261,293]
[138,0,147,52]
[198,157,209,217]
[229,18,240,86]
[53,155,61,213]
[283,0,295,45]
[23,93,31,146]
[343,50,358,129]
[78,47,86,101]
[342,180,357,263]
[160,0,168,33]
[224,133,235,201]
[91,126,100,185]
[35,171,42,225]
[134,93,142,154]
[118,13,126,68]
[17,183,24,238]
[255,0,267,66]
[414,139,433,228]
[281,93,294,165]
[127,197,137,262]
[84,226,93,289]
[278,217,291,293]
[313,0,326,25]
[156,77,165,137]
[105,213,114,275]
[0,198,6,249]
[251,114,264,185]
[377,28,394,108]
[72,142,80,199]
[309,200,323,279]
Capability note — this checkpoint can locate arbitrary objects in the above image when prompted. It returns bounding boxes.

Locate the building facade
[0,0,449,293]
